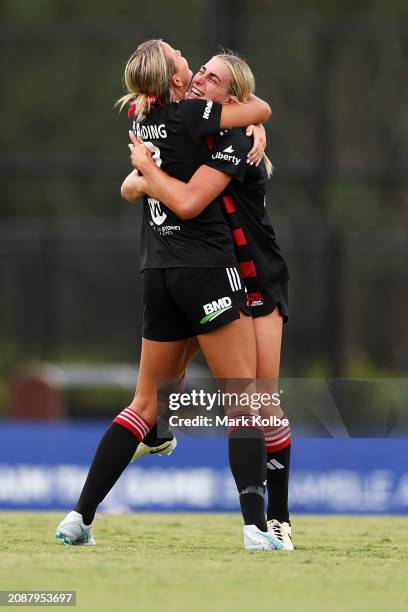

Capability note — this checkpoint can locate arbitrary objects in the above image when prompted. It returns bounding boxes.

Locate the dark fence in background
[1,217,406,378]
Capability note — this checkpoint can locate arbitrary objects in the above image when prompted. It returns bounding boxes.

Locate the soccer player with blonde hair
[123,50,293,550]
[56,40,285,551]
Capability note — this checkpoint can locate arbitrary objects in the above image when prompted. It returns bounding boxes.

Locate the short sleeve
[204,129,251,183]
[177,99,222,140]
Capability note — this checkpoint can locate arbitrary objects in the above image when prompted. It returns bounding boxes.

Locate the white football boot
[131,435,177,462]
[243,524,284,551]
[267,519,294,551]
[55,511,97,546]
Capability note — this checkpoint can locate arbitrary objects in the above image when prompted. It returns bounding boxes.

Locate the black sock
[228,426,267,532]
[142,419,173,445]
[75,423,139,524]
[266,443,291,523]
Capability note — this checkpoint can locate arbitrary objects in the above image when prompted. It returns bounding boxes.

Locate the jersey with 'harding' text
[130,99,237,271]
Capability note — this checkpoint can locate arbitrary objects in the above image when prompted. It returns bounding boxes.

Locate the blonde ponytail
[116,39,176,120]
[262,155,274,178]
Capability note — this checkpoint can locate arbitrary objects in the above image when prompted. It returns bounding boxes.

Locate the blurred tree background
[0,0,407,410]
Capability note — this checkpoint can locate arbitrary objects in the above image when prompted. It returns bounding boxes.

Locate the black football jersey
[205,128,289,295]
[130,99,237,270]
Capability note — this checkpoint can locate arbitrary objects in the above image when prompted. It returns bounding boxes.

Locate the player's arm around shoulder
[220,95,271,130]
[138,163,232,221]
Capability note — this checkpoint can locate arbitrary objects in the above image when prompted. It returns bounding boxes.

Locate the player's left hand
[128,131,154,171]
[246,123,266,166]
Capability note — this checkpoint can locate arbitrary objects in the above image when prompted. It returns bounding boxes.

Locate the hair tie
[127,102,136,118]
[147,95,162,106]
[127,95,162,119]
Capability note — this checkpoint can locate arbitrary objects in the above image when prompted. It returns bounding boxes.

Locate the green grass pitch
[1,513,407,612]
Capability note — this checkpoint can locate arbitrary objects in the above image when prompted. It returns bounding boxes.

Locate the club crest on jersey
[200,296,232,324]
[148,198,167,226]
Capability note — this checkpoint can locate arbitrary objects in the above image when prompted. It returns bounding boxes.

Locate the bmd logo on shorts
[200,296,232,324]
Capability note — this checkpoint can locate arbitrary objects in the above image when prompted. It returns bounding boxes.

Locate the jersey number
[144,142,162,168]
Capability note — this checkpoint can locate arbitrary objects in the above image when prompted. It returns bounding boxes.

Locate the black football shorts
[246,282,289,323]
[142,267,251,341]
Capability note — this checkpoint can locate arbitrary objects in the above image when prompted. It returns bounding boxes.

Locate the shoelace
[271,522,284,542]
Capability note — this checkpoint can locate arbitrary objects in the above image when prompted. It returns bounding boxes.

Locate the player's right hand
[128,131,154,172]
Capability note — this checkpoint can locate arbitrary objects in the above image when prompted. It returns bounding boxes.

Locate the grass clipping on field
[1,513,407,612]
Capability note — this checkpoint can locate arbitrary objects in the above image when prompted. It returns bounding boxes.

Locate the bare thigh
[180,337,201,372]
[253,307,284,417]
[196,313,257,416]
[197,312,256,379]
[184,309,282,379]
[128,337,190,424]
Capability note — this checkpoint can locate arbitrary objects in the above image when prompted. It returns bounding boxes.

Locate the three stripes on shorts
[226,267,242,292]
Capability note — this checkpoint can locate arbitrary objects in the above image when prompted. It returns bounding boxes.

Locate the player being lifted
[123,51,293,551]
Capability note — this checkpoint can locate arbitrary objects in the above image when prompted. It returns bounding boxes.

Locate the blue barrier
[0,422,407,514]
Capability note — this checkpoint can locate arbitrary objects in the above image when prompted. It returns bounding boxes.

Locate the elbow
[120,180,130,200]
[177,208,195,221]
[120,181,136,202]
[177,199,200,220]
[260,103,272,123]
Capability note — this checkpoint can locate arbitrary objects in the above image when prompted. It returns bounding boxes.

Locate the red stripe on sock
[113,408,150,442]
[265,435,291,452]
[264,424,290,440]
[264,419,291,452]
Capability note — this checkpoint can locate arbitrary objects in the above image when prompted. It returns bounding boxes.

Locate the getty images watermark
[157,377,408,438]
[166,389,288,429]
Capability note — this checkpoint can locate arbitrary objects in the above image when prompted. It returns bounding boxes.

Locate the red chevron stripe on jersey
[113,408,151,441]
[239,260,257,278]
[222,195,236,214]
[232,228,247,247]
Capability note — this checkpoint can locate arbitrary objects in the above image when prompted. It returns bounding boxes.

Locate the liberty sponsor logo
[148,198,167,226]
[200,296,232,324]
[203,100,213,119]
[211,148,241,166]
